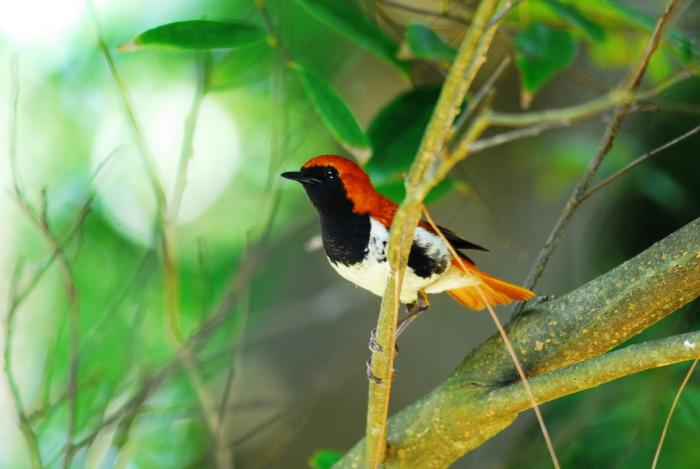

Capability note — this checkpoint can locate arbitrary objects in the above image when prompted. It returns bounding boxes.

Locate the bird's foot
[533,294,555,305]
[365,359,397,384]
[368,328,383,353]
[366,359,382,385]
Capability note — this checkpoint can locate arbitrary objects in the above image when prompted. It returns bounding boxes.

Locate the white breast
[328,218,475,303]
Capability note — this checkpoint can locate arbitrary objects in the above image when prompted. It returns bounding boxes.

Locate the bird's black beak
[281,171,303,181]
[280,171,318,184]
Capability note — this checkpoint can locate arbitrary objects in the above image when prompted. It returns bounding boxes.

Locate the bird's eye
[325,168,338,180]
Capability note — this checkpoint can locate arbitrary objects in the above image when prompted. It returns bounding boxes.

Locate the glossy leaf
[514,23,577,105]
[294,63,370,160]
[209,42,274,90]
[120,20,265,51]
[295,0,408,74]
[542,0,605,42]
[404,23,457,61]
[365,87,440,181]
[309,449,342,469]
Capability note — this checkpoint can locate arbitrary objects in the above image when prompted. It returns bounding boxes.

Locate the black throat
[320,210,370,266]
[292,165,371,266]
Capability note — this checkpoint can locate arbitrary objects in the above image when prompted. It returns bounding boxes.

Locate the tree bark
[337,217,700,468]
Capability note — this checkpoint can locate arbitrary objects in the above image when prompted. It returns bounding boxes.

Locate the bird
[281,155,534,336]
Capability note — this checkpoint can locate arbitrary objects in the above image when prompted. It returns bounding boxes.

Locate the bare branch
[581,124,700,201]
[514,0,683,315]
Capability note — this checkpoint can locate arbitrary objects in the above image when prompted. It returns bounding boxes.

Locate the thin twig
[487,0,524,27]
[8,52,22,194]
[376,0,471,25]
[451,55,511,145]
[12,192,81,468]
[4,264,43,469]
[170,53,210,221]
[651,359,698,469]
[421,204,560,469]
[581,124,700,201]
[513,0,682,315]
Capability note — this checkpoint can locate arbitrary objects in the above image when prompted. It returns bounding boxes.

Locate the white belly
[327,218,479,303]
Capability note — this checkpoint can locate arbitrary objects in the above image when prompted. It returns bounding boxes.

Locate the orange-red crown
[302,155,397,226]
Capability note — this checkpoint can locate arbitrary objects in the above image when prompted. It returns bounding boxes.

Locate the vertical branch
[4,265,44,469]
[514,0,682,312]
[4,52,44,469]
[170,53,210,222]
[365,1,506,467]
[11,190,82,467]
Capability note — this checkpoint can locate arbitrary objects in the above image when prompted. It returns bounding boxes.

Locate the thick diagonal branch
[338,217,700,467]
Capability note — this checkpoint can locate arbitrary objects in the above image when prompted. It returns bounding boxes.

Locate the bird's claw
[368,328,383,352]
[533,294,555,305]
[366,359,382,385]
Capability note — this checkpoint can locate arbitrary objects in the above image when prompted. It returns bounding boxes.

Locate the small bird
[281,155,534,334]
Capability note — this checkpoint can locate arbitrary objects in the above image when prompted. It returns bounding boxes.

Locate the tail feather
[447,264,534,311]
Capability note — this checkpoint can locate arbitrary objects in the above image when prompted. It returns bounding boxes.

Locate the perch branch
[365,1,506,467]
[338,216,700,467]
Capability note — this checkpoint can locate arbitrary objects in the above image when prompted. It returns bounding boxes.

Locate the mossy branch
[340,217,700,467]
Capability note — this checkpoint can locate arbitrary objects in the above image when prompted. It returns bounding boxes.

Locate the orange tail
[447,264,534,311]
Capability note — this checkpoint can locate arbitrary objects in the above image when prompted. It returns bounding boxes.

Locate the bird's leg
[365,294,430,384]
[366,359,382,384]
[396,290,430,339]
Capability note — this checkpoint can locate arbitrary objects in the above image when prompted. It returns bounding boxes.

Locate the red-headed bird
[282,155,534,320]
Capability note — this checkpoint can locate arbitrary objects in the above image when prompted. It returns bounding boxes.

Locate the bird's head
[281,155,379,217]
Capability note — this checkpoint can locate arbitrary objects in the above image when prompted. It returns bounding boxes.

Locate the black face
[282,165,370,266]
[281,165,353,216]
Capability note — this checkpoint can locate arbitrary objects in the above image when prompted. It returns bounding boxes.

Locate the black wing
[422,223,488,264]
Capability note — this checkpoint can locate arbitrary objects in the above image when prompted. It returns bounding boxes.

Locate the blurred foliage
[0,0,698,467]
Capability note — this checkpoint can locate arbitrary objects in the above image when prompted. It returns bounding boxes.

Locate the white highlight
[0,0,83,44]
[92,85,240,245]
[684,340,696,350]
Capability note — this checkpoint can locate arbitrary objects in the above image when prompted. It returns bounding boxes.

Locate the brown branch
[513,0,683,315]
[580,123,700,201]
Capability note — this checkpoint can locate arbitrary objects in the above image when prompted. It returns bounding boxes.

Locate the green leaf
[514,23,577,105]
[120,20,265,51]
[541,0,605,42]
[295,0,409,74]
[376,177,455,204]
[404,23,457,61]
[606,0,698,63]
[294,63,370,160]
[365,87,440,181]
[209,42,274,90]
[308,449,342,469]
